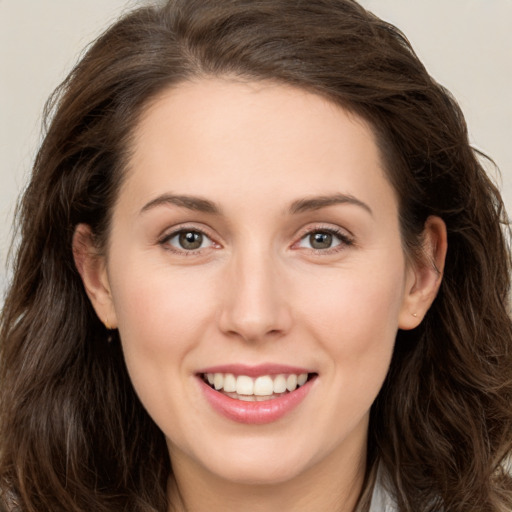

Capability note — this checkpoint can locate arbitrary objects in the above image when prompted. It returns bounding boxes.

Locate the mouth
[199,371,317,402]
[196,364,318,424]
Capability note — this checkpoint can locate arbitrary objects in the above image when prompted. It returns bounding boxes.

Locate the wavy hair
[1,1,511,510]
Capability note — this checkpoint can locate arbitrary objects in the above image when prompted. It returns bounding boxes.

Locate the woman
[1,0,511,510]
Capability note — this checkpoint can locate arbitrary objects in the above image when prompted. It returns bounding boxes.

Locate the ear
[398,216,447,330]
[72,224,118,329]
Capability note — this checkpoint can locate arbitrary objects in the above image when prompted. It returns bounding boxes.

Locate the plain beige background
[1,0,511,295]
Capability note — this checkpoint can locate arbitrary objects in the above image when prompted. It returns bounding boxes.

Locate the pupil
[311,232,332,249]
[179,231,202,250]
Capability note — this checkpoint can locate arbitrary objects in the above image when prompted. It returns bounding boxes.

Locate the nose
[218,247,292,343]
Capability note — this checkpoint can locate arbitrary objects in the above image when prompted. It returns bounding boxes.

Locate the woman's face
[81,78,438,486]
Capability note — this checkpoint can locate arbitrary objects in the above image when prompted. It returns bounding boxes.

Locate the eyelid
[158,223,222,253]
[291,224,355,252]
[157,222,354,255]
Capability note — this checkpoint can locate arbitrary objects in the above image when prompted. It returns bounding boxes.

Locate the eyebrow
[289,193,373,216]
[140,192,373,217]
[140,194,221,215]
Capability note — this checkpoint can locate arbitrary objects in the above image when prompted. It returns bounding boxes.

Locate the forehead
[123,78,396,217]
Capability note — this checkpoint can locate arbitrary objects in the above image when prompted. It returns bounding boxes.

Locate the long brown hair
[1,1,511,510]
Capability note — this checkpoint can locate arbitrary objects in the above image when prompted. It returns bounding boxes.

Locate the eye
[296,228,352,251]
[162,229,215,252]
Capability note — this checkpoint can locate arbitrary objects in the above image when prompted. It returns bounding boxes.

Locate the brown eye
[296,228,351,252]
[178,231,203,250]
[164,230,214,251]
[309,232,333,249]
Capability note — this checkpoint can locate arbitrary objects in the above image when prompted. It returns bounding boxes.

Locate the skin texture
[74,78,446,511]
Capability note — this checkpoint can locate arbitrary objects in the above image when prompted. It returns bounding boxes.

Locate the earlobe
[72,224,118,328]
[398,216,447,330]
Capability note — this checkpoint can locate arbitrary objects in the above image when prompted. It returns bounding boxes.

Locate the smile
[197,366,318,424]
[201,372,312,401]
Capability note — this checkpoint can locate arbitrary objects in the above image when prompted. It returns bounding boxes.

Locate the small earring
[412,312,418,318]
[104,317,113,343]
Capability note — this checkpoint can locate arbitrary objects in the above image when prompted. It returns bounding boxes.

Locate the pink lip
[197,371,317,425]
[197,363,312,377]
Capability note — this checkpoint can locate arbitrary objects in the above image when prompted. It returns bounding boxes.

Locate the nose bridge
[218,239,291,342]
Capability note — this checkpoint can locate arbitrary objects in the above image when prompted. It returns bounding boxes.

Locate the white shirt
[369,481,397,511]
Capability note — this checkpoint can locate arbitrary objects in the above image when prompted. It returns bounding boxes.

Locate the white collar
[368,468,397,512]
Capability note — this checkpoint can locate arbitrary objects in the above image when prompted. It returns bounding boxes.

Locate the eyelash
[294,226,354,254]
[158,225,219,255]
[158,225,354,255]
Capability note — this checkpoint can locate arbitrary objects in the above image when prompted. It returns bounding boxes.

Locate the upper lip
[196,363,314,378]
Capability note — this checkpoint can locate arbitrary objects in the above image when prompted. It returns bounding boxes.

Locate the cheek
[300,263,405,342]
[111,256,215,339]
[107,261,214,388]
[303,276,402,432]
[295,261,405,392]
[108,267,213,430]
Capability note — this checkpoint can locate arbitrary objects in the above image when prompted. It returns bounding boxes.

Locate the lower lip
[198,376,315,425]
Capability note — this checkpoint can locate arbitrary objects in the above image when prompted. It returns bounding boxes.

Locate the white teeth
[273,374,287,393]
[286,374,298,391]
[297,373,308,386]
[213,373,224,390]
[223,373,236,393]
[236,375,254,395]
[254,376,274,396]
[238,395,255,402]
[204,372,310,396]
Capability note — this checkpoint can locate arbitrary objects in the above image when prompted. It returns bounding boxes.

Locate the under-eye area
[200,372,318,401]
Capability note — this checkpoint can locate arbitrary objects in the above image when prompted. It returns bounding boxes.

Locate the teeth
[223,373,237,393]
[297,373,308,386]
[213,373,223,390]
[273,374,287,393]
[286,374,297,391]
[236,375,254,395]
[254,376,274,396]
[203,372,310,396]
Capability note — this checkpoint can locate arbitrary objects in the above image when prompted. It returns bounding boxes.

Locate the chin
[206,458,306,486]
[192,438,319,486]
